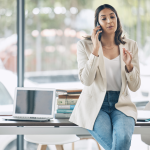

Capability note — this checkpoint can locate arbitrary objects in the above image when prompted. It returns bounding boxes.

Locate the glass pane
[0,0,16,115]
[24,0,93,90]
[0,1,18,150]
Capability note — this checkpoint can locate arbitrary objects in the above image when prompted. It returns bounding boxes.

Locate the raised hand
[122,48,133,72]
[91,26,102,56]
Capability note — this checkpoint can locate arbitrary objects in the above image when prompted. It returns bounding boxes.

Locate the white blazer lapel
[119,43,127,94]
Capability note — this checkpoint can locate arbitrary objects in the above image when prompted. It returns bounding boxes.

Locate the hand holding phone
[91,22,102,56]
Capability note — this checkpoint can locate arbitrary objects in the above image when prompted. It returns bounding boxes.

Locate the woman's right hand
[91,26,102,56]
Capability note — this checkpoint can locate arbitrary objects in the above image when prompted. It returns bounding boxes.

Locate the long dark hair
[83,4,126,45]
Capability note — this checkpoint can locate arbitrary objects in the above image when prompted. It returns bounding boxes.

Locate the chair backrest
[0,82,13,105]
[141,101,150,146]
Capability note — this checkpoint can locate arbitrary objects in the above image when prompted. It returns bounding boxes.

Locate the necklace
[102,46,115,50]
[102,45,115,50]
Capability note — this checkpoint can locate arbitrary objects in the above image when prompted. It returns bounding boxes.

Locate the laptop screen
[15,90,53,115]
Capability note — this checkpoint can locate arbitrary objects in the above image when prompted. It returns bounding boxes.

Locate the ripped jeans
[87,91,135,150]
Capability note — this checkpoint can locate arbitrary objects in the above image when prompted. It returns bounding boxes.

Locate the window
[24,0,93,89]
[0,0,16,115]
[0,1,17,150]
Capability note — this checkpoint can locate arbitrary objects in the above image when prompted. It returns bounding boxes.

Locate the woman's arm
[77,41,99,86]
[77,25,102,86]
[125,42,141,92]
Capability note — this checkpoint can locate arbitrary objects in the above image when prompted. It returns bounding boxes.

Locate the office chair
[24,134,80,150]
[141,102,150,150]
[24,134,102,150]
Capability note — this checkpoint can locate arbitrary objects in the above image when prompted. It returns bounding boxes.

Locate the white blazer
[69,38,141,130]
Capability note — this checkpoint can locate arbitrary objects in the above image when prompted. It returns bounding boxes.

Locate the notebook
[56,89,82,95]
[137,110,150,122]
[3,87,56,122]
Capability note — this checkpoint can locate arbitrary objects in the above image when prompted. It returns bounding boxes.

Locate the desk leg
[17,135,24,150]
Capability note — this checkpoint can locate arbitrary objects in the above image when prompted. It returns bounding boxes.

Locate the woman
[69,4,141,150]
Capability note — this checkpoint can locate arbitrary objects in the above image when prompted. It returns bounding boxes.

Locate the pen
[145,119,150,122]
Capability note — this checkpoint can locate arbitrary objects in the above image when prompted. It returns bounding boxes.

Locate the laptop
[137,110,150,122]
[3,87,56,122]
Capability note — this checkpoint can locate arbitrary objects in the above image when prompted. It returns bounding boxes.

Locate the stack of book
[55,89,82,119]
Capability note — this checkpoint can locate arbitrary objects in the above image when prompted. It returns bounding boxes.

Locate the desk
[0,117,150,136]
[0,117,150,150]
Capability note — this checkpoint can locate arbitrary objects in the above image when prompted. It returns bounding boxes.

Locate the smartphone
[96,22,102,41]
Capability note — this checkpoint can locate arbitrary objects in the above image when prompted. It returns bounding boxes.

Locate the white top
[103,55,122,91]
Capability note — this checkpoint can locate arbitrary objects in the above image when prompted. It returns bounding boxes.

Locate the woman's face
[98,8,117,34]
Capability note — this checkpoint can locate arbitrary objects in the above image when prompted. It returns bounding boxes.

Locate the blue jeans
[87,91,135,150]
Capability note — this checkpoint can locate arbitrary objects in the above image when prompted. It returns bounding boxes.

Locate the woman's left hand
[122,48,132,66]
[122,48,133,72]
